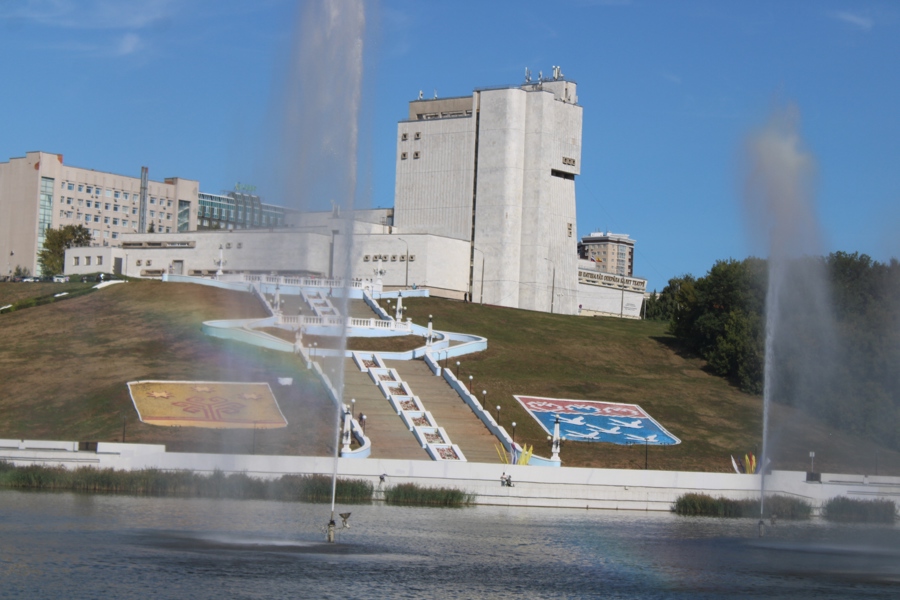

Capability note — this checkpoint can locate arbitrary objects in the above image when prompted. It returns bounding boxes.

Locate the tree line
[645,252,900,451]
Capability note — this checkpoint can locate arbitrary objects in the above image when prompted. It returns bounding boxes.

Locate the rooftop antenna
[433,89,438,99]
[525,67,532,83]
[553,65,563,80]
[418,90,423,100]
[538,70,543,81]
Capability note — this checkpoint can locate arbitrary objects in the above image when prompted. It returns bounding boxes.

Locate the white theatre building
[394,70,581,314]
[61,70,646,317]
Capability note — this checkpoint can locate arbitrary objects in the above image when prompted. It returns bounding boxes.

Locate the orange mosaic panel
[127,381,287,429]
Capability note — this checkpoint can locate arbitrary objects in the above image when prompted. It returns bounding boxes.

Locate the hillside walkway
[386,360,501,463]
[341,357,429,460]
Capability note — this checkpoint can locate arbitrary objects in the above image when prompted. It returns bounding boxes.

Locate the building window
[123,193,129,200]
[567,223,573,237]
[105,189,112,197]
[112,232,118,239]
[401,152,408,160]
[73,256,80,266]
[132,207,137,215]
[85,256,92,266]
[414,132,421,140]
[105,203,110,210]
[67,183,74,191]
[146,260,152,266]
[78,184,84,192]
[150,197,156,204]
[86,186,93,194]
[97,256,103,266]
[413,151,420,159]
[114,205,119,212]
[104,217,110,224]
[136,260,142,266]
[93,215,100,223]
[114,191,120,199]
[363,255,370,261]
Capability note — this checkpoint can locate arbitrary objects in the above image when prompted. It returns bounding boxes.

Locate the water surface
[1,490,898,599]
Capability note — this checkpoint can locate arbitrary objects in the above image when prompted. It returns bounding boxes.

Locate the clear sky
[2,0,898,291]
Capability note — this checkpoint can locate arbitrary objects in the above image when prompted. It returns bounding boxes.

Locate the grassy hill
[1,280,896,475]
[0,281,335,456]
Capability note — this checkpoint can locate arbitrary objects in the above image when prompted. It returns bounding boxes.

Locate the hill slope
[1,281,896,474]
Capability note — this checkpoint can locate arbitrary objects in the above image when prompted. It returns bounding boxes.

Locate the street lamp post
[361,414,367,434]
[512,421,517,445]
[456,361,460,378]
[472,247,485,304]
[481,390,487,410]
[544,258,555,314]
[468,375,473,393]
[398,237,409,288]
[496,405,501,425]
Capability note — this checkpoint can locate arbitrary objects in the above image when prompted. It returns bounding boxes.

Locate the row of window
[400,151,421,160]
[363,254,416,262]
[60,181,173,206]
[400,132,422,141]
[72,255,103,266]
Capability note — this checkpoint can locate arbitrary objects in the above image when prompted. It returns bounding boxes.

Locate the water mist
[276,0,367,537]
[743,105,834,518]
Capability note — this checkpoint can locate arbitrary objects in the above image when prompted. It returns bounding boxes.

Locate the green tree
[37,225,92,276]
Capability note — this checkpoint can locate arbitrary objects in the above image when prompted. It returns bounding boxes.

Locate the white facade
[65,227,470,299]
[394,77,582,314]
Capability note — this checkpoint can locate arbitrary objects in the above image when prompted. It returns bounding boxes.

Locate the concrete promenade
[3,439,899,511]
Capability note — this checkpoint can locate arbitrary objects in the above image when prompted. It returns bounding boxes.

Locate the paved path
[386,360,501,463]
[340,358,429,460]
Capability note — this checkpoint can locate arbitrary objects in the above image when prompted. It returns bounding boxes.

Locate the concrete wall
[394,99,476,241]
[2,439,894,511]
[576,282,644,319]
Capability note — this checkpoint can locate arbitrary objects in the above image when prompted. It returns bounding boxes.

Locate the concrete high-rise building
[0,151,199,277]
[578,231,635,277]
[393,70,582,314]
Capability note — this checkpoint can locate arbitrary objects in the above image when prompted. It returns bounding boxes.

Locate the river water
[1,490,898,599]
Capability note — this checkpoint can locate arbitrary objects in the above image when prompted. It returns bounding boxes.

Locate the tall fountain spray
[277,0,367,538]
[743,105,833,519]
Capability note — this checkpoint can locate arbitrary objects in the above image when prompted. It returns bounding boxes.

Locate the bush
[0,463,373,504]
[673,492,811,519]
[384,482,474,507]
[822,497,896,523]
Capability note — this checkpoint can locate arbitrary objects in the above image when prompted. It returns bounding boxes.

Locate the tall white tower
[393,72,582,314]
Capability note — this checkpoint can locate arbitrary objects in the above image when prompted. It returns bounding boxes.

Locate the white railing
[246,274,365,289]
[277,314,412,332]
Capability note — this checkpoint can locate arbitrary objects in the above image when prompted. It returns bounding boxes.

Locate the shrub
[673,493,811,519]
[384,482,474,507]
[0,463,373,504]
[822,497,896,523]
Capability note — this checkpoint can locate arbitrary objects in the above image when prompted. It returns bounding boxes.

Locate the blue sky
[1,1,898,291]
